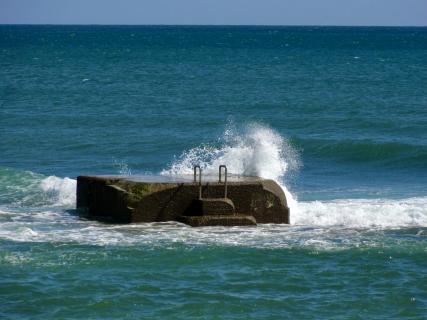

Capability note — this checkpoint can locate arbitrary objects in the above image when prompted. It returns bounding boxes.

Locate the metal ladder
[193,165,228,199]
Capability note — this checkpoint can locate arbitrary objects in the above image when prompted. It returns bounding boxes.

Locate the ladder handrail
[218,165,228,198]
[193,165,202,200]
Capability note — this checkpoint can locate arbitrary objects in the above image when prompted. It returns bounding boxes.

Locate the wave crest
[163,123,299,177]
[298,138,427,167]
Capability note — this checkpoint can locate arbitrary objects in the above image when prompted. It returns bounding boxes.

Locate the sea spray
[112,159,132,176]
[161,123,300,211]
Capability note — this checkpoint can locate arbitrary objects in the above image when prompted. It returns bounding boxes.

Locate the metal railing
[193,165,202,199]
[193,165,228,199]
[218,165,228,198]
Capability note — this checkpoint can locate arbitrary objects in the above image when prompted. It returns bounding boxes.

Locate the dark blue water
[1,26,426,319]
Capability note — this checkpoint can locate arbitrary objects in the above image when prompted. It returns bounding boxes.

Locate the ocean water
[1,25,427,319]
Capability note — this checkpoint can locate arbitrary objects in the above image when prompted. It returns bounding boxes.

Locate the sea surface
[1,25,427,319]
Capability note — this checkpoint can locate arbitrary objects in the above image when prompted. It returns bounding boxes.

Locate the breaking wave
[39,176,76,206]
[0,167,76,207]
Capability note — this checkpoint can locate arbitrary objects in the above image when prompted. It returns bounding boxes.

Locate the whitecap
[40,176,76,206]
[293,197,427,228]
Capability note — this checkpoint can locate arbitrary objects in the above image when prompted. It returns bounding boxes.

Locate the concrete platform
[76,174,290,226]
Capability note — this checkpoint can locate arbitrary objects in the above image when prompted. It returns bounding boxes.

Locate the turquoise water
[1,26,427,319]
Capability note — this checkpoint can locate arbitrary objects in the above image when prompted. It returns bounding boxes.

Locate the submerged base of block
[177,214,257,227]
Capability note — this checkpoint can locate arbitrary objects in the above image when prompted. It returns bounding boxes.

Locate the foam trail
[295,197,427,228]
[161,123,300,208]
[1,197,426,246]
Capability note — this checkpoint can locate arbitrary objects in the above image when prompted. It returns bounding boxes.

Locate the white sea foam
[39,176,76,206]
[293,197,427,228]
[1,195,426,248]
[1,206,426,249]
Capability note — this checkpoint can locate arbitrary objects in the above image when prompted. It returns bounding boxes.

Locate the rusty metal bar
[218,165,228,198]
[193,165,202,199]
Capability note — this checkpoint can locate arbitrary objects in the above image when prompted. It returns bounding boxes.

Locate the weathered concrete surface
[76,175,290,226]
[190,198,235,215]
[177,214,257,227]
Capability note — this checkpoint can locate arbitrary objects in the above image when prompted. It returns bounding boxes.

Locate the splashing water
[161,123,300,210]
[159,123,427,228]
[112,159,132,176]
[39,176,76,206]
